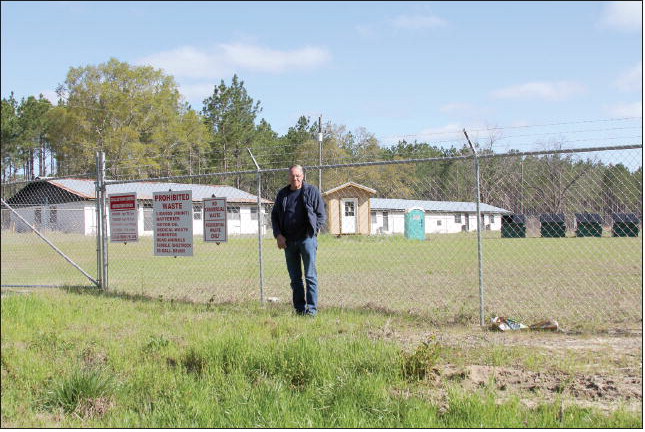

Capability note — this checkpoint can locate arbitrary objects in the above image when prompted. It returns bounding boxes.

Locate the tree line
[1,58,641,215]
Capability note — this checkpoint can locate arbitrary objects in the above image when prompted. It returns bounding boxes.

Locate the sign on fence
[153,190,193,256]
[203,197,227,243]
[108,193,138,243]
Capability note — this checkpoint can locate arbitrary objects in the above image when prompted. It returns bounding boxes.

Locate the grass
[42,366,116,415]
[1,288,641,428]
[1,230,642,329]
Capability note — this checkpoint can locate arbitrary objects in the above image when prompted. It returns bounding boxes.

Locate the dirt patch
[435,363,642,412]
[376,321,642,413]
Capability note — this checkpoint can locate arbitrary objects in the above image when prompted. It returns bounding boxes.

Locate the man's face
[289,167,304,190]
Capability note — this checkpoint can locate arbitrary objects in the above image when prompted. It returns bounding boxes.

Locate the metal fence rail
[1,144,642,329]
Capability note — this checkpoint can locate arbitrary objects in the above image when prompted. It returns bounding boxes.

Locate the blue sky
[1,1,642,153]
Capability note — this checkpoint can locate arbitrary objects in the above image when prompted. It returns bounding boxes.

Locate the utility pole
[318,115,323,191]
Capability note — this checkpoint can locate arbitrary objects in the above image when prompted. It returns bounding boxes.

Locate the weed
[43,367,115,415]
[401,337,443,381]
[142,335,171,354]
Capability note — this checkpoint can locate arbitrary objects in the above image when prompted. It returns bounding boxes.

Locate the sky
[1,1,642,158]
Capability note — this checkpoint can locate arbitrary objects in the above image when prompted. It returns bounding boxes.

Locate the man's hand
[276,234,287,249]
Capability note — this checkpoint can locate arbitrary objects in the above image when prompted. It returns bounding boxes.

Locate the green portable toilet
[612,213,640,237]
[540,213,566,238]
[501,214,526,238]
[575,213,603,237]
[404,208,425,240]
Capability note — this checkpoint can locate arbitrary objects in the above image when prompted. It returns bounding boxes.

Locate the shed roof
[9,178,272,205]
[323,182,377,196]
[370,198,510,214]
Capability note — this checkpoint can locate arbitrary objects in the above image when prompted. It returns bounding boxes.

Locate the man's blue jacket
[271,182,327,239]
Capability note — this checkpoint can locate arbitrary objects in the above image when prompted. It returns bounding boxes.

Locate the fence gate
[1,179,99,290]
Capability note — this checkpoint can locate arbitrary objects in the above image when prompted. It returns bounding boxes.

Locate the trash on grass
[490,316,528,331]
[529,319,559,331]
[491,316,560,332]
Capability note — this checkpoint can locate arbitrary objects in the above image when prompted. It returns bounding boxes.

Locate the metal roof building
[370,198,511,214]
[5,178,272,205]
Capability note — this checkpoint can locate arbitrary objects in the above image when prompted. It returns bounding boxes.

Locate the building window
[227,206,240,221]
[382,211,389,231]
[489,214,495,224]
[344,201,355,217]
[34,208,42,225]
[251,207,258,221]
[49,207,57,224]
[437,220,442,226]
[454,214,461,223]
[193,205,202,220]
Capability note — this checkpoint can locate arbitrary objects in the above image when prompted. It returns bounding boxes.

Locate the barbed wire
[4,115,641,180]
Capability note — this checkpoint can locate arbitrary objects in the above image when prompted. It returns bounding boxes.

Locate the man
[271,165,326,316]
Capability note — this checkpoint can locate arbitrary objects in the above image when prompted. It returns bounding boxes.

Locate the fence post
[95,151,108,290]
[95,152,103,289]
[464,130,485,326]
[248,149,265,304]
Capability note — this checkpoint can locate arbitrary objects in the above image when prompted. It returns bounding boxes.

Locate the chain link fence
[1,176,100,288]
[2,145,642,329]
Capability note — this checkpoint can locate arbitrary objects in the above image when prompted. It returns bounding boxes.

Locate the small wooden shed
[322,182,376,235]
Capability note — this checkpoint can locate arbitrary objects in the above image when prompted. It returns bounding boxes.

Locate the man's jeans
[284,236,318,315]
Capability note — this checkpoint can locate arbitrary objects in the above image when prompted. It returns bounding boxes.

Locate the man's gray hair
[290,164,304,172]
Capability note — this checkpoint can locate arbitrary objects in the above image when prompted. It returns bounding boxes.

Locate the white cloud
[491,81,587,101]
[220,43,331,73]
[614,62,642,92]
[600,1,642,32]
[137,46,228,80]
[136,42,331,79]
[177,82,218,104]
[390,13,447,30]
[606,101,642,117]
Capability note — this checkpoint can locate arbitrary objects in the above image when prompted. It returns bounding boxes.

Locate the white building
[2,178,272,237]
[370,198,510,235]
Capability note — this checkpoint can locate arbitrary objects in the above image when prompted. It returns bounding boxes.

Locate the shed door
[341,198,358,234]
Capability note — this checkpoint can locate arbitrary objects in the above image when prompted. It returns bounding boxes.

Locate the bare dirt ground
[373,321,642,413]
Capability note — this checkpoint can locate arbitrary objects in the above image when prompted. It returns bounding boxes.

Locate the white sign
[203,197,227,243]
[153,190,193,256]
[108,193,138,243]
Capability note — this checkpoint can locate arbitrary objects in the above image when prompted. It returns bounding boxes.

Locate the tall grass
[1,288,640,428]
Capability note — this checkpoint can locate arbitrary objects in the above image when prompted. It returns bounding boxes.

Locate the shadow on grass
[59,285,269,312]
[61,285,187,305]
[57,285,485,329]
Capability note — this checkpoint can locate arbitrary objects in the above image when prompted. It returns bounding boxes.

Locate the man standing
[271,165,326,316]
